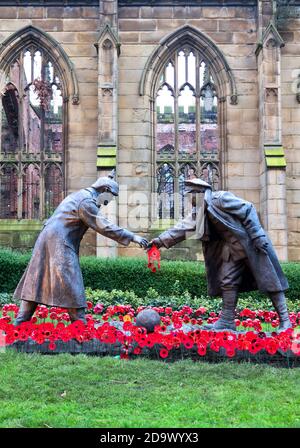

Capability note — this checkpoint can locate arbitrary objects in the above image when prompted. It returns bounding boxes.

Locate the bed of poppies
[0,302,299,361]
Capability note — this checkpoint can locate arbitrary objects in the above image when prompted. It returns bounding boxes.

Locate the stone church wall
[0,1,298,261]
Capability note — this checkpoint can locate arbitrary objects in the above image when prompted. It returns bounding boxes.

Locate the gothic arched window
[0,46,64,219]
[155,47,220,220]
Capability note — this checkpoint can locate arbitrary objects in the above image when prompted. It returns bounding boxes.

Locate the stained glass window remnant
[156,85,175,156]
[179,163,197,217]
[0,45,65,219]
[200,162,220,191]
[22,164,40,219]
[45,164,63,217]
[178,85,196,155]
[155,47,220,220]
[1,84,19,154]
[157,163,175,219]
[200,64,218,156]
[0,164,18,218]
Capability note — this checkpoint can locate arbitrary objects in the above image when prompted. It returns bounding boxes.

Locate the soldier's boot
[14,300,38,325]
[204,290,238,331]
[68,307,87,324]
[269,291,292,332]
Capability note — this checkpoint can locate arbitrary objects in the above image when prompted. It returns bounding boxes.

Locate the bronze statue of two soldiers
[14,173,292,332]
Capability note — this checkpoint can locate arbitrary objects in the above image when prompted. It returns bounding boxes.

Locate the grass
[0,350,299,428]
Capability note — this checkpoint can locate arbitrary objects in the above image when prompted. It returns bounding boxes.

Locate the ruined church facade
[0,0,299,261]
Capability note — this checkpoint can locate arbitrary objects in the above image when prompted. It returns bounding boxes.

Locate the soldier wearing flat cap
[149,179,291,332]
[14,171,148,325]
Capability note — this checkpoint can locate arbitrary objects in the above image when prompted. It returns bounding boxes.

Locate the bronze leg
[203,257,245,331]
[68,307,87,324]
[268,291,292,332]
[204,289,238,331]
[14,300,38,325]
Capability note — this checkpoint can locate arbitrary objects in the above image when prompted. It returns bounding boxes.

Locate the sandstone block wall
[279,16,300,261]
[118,5,261,260]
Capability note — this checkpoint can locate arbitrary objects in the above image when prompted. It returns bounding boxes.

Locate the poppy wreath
[0,303,299,362]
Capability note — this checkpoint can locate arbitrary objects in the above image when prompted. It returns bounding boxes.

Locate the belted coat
[13,188,134,308]
[157,190,288,296]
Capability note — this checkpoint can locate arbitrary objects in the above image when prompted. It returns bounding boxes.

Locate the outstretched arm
[78,198,134,246]
[150,212,197,249]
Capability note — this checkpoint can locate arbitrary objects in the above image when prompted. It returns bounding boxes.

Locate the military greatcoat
[157,190,288,296]
[13,188,134,308]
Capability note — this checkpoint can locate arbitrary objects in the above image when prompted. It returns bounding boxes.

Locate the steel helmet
[91,170,119,196]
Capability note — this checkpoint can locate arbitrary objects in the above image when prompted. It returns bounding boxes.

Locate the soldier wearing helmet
[14,171,148,325]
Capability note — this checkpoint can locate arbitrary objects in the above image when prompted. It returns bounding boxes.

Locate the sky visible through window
[156,55,216,114]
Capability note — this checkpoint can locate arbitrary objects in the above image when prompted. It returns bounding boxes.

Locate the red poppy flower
[120,348,129,359]
[210,341,220,352]
[159,348,169,359]
[226,348,235,358]
[265,339,278,355]
[183,338,194,349]
[133,346,142,355]
[137,336,147,348]
[3,314,12,323]
[48,342,56,351]
[195,307,207,316]
[162,316,171,326]
[197,344,207,356]
[19,332,29,341]
[169,336,180,349]
[94,304,104,314]
[123,321,133,332]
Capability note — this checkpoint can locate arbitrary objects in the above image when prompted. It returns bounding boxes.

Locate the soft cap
[184,178,212,193]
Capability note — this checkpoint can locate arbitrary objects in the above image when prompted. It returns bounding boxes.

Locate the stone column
[96,0,119,257]
[256,1,288,260]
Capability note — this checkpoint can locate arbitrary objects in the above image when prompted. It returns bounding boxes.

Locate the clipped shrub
[1,286,299,312]
[0,293,14,306]
[80,256,207,298]
[0,248,30,293]
[84,288,300,313]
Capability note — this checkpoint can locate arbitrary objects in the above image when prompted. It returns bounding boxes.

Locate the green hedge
[83,288,300,312]
[0,247,299,301]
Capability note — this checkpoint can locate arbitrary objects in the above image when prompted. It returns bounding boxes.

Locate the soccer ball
[135,308,161,333]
